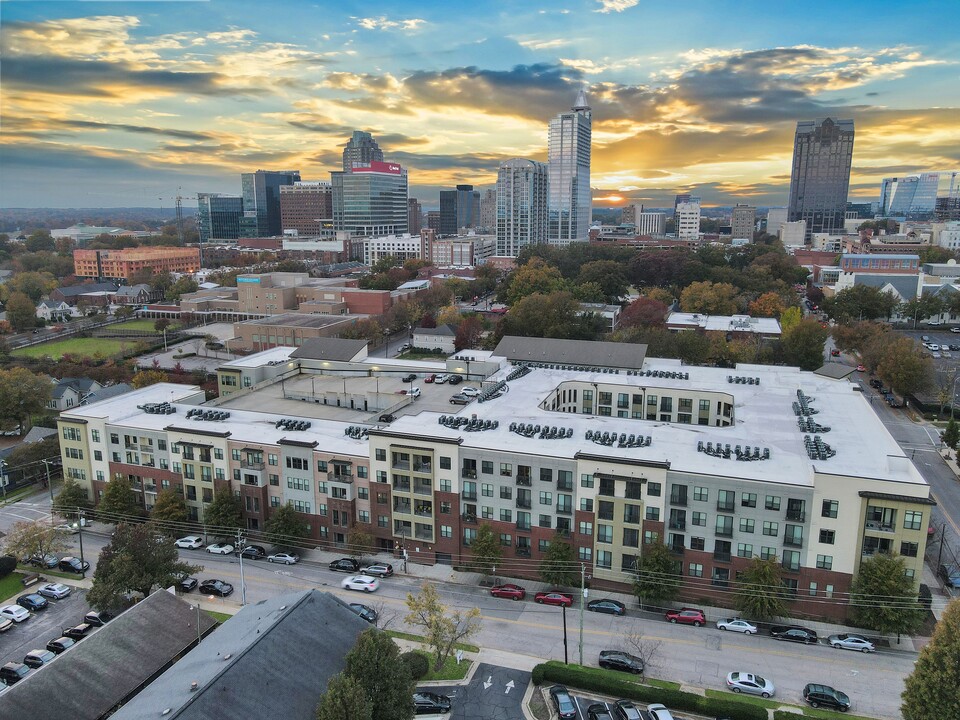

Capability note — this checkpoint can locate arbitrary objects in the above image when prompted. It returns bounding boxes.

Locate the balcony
[242,460,265,471]
[393,482,411,493]
[461,468,477,479]
[413,463,432,474]
[786,510,806,522]
[415,529,433,541]
[392,461,410,471]
[516,476,532,487]
[864,521,895,533]
[462,491,477,501]
[144,483,157,493]
[461,513,477,524]
[139,444,154,454]
[414,506,433,518]
[784,535,804,548]
[713,551,732,562]
[413,483,432,497]
[715,527,733,538]
[669,494,687,507]
[668,521,686,531]
[515,546,531,557]
[394,504,412,515]
[716,502,735,513]
[669,543,685,555]
[328,472,354,483]
[556,504,573,516]
[516,521,531,532]
[557,480,574,492]
[516,498,531,509]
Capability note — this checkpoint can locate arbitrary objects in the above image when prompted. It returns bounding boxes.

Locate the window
[647,481,661,496]
[439,525,452,538]
[737,543,753,558]
[286,457,308,470]
[539,491,552,506]
[741,492,757,508]
[822,500,838,518]
[597,525,613,543]
[62,426,82,441]
[540,468,553,483]
[765,495,781,511]
[761,546,776,560]
[763,521,779,536]
[463,528,476,546]
[642,530,658,545]
[596,550,612,569]
[578,547,593,562]
[376,470,388,484]
[782,550,801,571]
[808,582,818,597]
[688,563,703,578]
[357,466,368,479]
[357,487,369,500]
[481,506,493,519]
[375,449,386,461]
[499,463,512,477]
[214,448,223,459]
[271,497,281,508]
[692,511,706,526]
[645,506,660,521]
[739,518,755,533]
[269,474,279,486]
[500,486,512,500]
[579,521,593,535]
[293,500,311,514]
[579,498,593,512]
[693,486,708,502]
[287,477,310,492]
[580,473,594,488]
[903,511,923,531]
[439,478,451,492]
[539,514,551,529]
[715,515,733,536]
[110,433,120,445]
[482,460,493,474]
[500,509,512,522]
[816,554,833,570]
[690,537,705,551]
[900,541,919,557]
[819,529,835,544]
[712,567,730,587]
[318,503,327,516]
[482,483,493,497]
[539,539,551,553]
[440,456,451,470]
[91,430,101,443]
[358,510,370,523]
[268,453,278,466]
[317,460,328,472]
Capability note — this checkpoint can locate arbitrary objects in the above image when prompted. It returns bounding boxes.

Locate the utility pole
[77,510,86,579]
[579,563,586,666]
[236,528,247,605]
[562,604,569,664]
[42,458,55,504]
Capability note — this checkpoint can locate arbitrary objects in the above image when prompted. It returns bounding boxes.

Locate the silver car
[716,617,757,634]
[828,633,875,653]
[37,583,71,600]
[726,671,776,698]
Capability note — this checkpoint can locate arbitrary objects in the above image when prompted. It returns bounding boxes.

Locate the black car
[58,556,90,574]
[0,662,30,684]
[588,598,626,616]
[28,553,59,569]
[63,623,93,641]
[84,610,113,627]
[413,691,452,714]
[599,650,644,674]
[550,685,577,719]
[770,625,818,644]
[17,593,48,611]
[612,699,645,720]
[179,575,199,592]
[349,603,378,624]
[803,683,851,711]
[199,579,234,597]
[378,413,395,423]
[238,545,267,560]
[46,636,76,654]
[588,703,615,720]
[23,649,56,669]
[329,557,361,573]
[447,375,463,385]
[402,374,417,382]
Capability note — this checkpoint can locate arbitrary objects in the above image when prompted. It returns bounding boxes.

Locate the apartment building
[58,337,931,619]
[73,247,201,282]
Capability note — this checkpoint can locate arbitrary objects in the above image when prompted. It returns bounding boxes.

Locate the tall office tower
[408,198,423,234]
[766,207,788,235]
[197,193,243,242]
[479,188,497,231]
[730,204,757,241]
[636,212,666,236]
[439,184,481,234]
[787,118,855,241]
[427,211,441,232]
[673,193,700,230]
[548,88,592,246]
[279,181,332,236]
[496,158,549,257]
[342,130,384,171]
[936,196,960,222]
[881,173,943,217]
[331,161,408,238]
[240,169,301,237]
[675,200,701,240]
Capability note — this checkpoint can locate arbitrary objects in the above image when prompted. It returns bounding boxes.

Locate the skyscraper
[496,158,549,257]
[439,184,480,234]
[342,131,384,171]
[787,118,855,241]
[880,173,942,217]
[408,198,423,234]
[548,88,592,246]
[240,169,301,237]
[197,193,243,242]
[479,188,497,232]
[279,181,332,236]
[675,199,701,240]
[731,204,757,241]
[331,161,408,238]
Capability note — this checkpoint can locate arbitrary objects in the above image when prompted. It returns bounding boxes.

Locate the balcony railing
[328,472,354,483]
[713,551,732,562]
[557,480,574,492]
[392,461,410,471]
[784,536,804,548]
[715,527,733,538]
[669,543,685,555]
[242,460,265,470]
[461,468,477,479]
[670,495,687,506]
[414,507,433,517]
[462,491,477,501]
[668,521,686,530]
[413,485,432,496]
[515,546,531,557]
[556,504,573,515]
[139,444,154,454]
[716,501,735,512]
[461,513,477,524]
[516,476,532,487]
[394,504,412,515]
[516,521,531,531]
[786,510,806,522]
[516,499,532,509]
[243,478,261,487]
[393,483,411,493]
[415,529,432,541]
[144,484,157,493]
[864,521,895,533]
[413,463,432,474]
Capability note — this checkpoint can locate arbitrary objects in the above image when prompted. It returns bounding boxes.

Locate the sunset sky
[1,0,957,210]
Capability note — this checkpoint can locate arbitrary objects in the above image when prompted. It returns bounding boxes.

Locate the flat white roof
[667,312,782,334]
[220,347,295,369]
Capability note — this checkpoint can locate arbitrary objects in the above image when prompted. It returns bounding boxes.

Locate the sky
[1,0,958,210]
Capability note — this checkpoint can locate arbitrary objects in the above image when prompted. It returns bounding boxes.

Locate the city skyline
[1,0,957,209]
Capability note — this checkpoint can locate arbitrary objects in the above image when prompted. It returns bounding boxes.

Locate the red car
[535,591,573,607]
[490,583,526,601]
[830,349,840,357]
[665,607,706,626]
[425,374,436,383]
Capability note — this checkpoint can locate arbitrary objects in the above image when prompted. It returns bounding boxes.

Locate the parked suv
[0,662,30,684]
[58,556,89,573]
[665,607,706,626]
[803,683,851,711]
[238,545,267,560]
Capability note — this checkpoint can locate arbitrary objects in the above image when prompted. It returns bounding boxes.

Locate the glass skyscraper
[548,89,592,246]
[496,158,549,257]
[880,173,942,218]
[240,169,301,237]
[787,118,854,241]
[197,193,243,242]
[331,161,408,238]
[439,184,480,235]
[342,131,384,171]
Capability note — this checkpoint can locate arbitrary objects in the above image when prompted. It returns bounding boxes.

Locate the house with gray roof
[413,323,458,353]
[36,298,76,322]
[48,377,104,411]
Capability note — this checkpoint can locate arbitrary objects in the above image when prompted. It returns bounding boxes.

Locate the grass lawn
[412,649,471,681]
[0,485,40,506]
[386,629,480,653]
[112,319,163,332]
[206,610,233,624]
[0,572,25,603]
[647,678,682,690]
[704,689,876,720]
[12,337,132,360]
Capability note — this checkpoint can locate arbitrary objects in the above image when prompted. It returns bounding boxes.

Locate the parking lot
[1,585,93,670]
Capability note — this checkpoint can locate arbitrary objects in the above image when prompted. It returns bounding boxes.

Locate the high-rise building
[426,211,441,232]
[621,203,640,225]
[479,188,497,232]
[197,193,243,242]
[240,169,301,237]
[636,212,666,236]
[331,161,408,239]
[936,196,960,222]
[408,198,423,234]
[279,181,332,237]
[342,130,384,171]
[439,184,480,235]
[675,200,701,240]
[880,173,942,217]
[496,158,549,257]
[766,208,788,235]
[787,118,855,241]
[731,204,757,241]
[548,89,592,246]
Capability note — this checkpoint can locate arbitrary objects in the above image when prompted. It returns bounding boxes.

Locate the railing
[413,485,432,496]
[786,510,806,522]
[784,536,804,548]
[670,495,687,506]
[144,484,157,493]
[598,510,614,521]
[864,521,895,533]
[516,499,532,509]
[516,476,532,487]
[624,512,641,525]
[461,469,477,479]
[414,507,433,517]
[243,478,261,487]
[668,521,686,530]
[715,527,733,538]
[556,504,573,515]
[413,464,432,474]
[516,522,531,531]
[515,547,531,557]
[669,543,685,555]
[242,460,265,470]
[328,472,354,483]
[713,552,732,562]
[461,513,477,524]
[415,530,432,541]
[716,502,735,512]
[392,461,410,471]
[393,483,411,492]
[557,480,574,492]
[393,504,412,515]
[462,491,477,501]
[139,444,154,453]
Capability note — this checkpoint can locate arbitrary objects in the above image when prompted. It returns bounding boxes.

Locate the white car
[267,552,300,565]
[434,374,449,384]
[647,704,676,720]
[206,543,235,555]
[175,536,204,549]
[407,387,421,398]
[460,386,481,397]
[828,633,876,653]
[55,524,80,535]
[341,575,380,593]
[726,671,776,698]
[716,617,757,634]
[0,605,30,623]
[37,583,71,600]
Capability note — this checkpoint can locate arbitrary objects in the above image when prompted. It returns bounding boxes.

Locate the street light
[190,595,216,646]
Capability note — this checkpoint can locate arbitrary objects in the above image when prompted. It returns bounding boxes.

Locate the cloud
[514,37,572,51]
[594,0,640,13]
[354,16,427,32]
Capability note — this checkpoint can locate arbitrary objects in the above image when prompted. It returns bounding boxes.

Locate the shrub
[0,555,17,579]
[400,651,430,680]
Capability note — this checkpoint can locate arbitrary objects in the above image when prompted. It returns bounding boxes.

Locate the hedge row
[532,662,767,720]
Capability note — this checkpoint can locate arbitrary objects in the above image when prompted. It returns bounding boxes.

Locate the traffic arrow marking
[505,680,515,694]
[483,675,493,690]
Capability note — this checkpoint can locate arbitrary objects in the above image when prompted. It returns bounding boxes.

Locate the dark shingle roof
[2,589,218,720]
[56,282,120,297]
[110,590,368,720]
[492,335,648,369]
[415,323,457,336]
[289,336,368,361]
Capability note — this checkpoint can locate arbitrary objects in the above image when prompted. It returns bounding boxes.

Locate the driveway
[428,662,530,720]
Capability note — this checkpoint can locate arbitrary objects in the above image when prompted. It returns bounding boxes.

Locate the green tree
[778,306,802,334]
[5,291,37,332]
[97,473,144,520]
[850,553,925,638]
[343,629,415,720]
[467,522,502,576]
[0,367,53,434]
[1,520,68,562]
[53,478,93,517]
[405,581,482,671]
[679,281,739,315]
[266,503,308,549]
[632,542,681,608]
[901,597,960,720]
[316,673,373,720]
[539,532,578,587]
[87,522,199,610]
[943,418,960,450]
[734,557,789,621]
[576,260,629,303]
[6,270,58,302]
[204,489,244,534]
[25,230,55,253]
[114,305,135,320]
[150,489,189,527]
[500,291,605,341]
[154,318,171,333]
[876,336,932,397]
[505,257,567,304]
[347,527,375,559]
[167,275,199,301]
[781,318,828,370]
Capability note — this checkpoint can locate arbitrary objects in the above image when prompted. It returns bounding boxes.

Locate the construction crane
[158,188,204,267]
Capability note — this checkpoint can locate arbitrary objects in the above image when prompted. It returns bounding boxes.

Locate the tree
[850,553,925,638]
[454,316,483,351]
[150,489,189,527]
[204,489,244,533]
[576,260,629,303]
[466,522,502,576]
[679,281,739,315]
[748,291,785,318]
[266,503,308,549]
[405,581,482,671]
[620,297,668,329]
[114,305,135,320]
[6,270,58,301]
[343,629,415,720]
[943,417,960,450]
[778,306,802,334]
[87,522,199,610]
[901,597,960,720]
[5,291,37,332]
[347,527,375,559]
[154,318,171,333]
[619,628,662,674]
[500,291,604,341]
[53,478,92,517]
[505,257,567,304]
[97,473,144,520]
[2,520,68,562]
[0,367,53,432]
[781,318,828,370]
[539,532,578,587]
[876,336,932,397]
[316,674,373,720]
[25,230,55,253]
[132,369,168,388]
[734,557,789,621]
[435,305,461,327]
[167,275,199,301]
[633,542,681,608]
